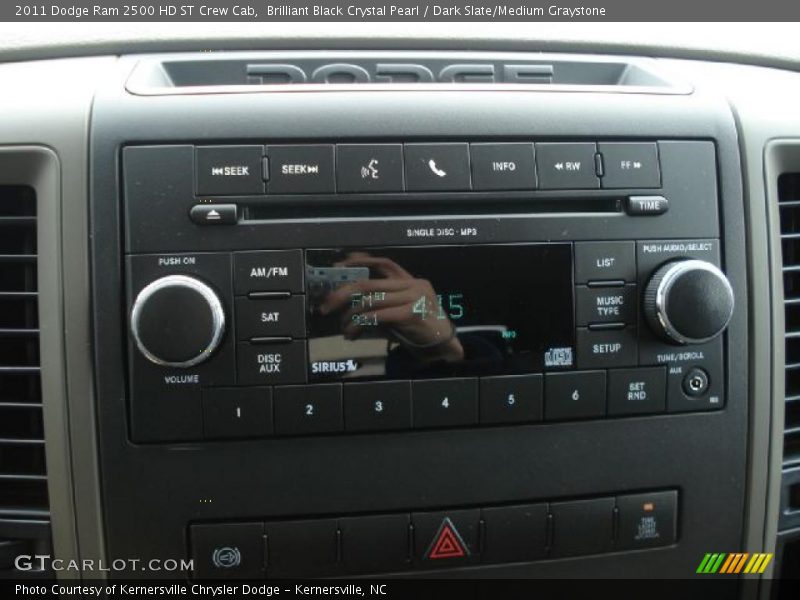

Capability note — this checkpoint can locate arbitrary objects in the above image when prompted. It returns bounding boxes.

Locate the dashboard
[0,23,798,591]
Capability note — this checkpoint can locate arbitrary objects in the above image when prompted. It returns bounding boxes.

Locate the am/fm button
[233,250,304,294]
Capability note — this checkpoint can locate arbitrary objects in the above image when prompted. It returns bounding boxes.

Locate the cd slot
[243,195,622,221]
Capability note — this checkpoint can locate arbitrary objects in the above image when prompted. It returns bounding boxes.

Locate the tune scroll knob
[643,259,734,345]
[130,274,225,368]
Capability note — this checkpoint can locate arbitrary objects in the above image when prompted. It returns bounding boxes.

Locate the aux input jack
[682,367,710,397]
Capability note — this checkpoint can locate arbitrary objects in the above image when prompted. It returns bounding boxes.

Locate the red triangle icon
[426,517,469,560]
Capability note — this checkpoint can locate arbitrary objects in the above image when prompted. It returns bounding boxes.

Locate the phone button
[404,143,471,192]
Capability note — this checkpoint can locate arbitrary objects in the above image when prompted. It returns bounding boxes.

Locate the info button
[470,143,536,191]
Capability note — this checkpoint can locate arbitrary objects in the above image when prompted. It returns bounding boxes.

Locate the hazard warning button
[412,510,479,566]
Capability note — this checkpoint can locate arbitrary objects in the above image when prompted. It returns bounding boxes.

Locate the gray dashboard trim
[3,24,800,73]
[0,147,78,578]
[0,56,117,580]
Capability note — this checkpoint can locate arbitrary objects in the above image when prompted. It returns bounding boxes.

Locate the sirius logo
[311,360,359,374]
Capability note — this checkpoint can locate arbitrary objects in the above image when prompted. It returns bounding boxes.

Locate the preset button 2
[274,384,343,435]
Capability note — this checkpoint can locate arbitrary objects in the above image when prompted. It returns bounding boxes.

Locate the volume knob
[643,259,734,345]
[130,275,225,368]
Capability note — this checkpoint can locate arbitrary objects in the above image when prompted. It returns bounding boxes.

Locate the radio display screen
[306,244,575,381]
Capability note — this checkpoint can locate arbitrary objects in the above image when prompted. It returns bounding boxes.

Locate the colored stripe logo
[697,553,773,574]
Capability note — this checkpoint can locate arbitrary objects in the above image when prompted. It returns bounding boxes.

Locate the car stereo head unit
[121,139,734,444]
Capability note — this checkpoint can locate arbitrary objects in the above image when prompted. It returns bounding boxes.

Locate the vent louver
[779,174,800,467]
[0,185,50,575]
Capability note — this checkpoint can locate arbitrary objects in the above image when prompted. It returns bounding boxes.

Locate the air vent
[779,174,800,467]
[0,185,50,575]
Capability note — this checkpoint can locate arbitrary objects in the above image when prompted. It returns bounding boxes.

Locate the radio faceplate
[123,139,728,444]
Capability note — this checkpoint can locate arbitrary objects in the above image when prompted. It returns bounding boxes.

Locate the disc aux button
[237,340,306,385]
